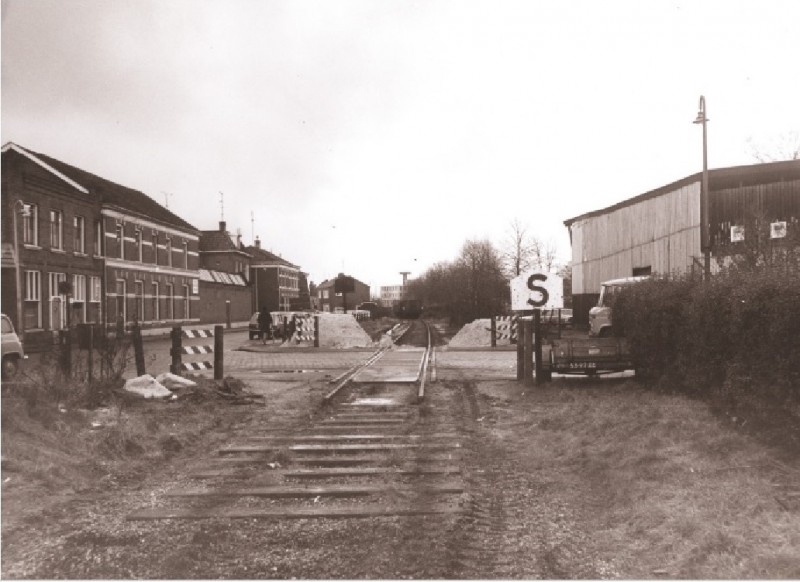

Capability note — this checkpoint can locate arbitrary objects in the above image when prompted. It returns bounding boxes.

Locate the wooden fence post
[170,326,182,375]
[490,316,497,348]
[132,323,146,376]
[523,319,533,385]
[534,309,544,384]
[214,325,224,380]
[314,315,320,348]
[516,322,524,381]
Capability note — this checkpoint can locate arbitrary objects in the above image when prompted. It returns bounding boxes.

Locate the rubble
[123,375,172,399]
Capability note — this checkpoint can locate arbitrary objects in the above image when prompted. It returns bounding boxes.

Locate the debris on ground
[123,375,173,399]
[155,373,198,391]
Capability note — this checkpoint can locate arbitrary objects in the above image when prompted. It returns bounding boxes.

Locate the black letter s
[526,274,549,308]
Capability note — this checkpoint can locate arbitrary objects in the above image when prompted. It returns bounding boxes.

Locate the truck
[588,276,649,337]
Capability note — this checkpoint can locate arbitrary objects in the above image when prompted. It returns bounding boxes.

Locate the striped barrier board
[295,315,315,342]
[495,316,518,341]
[182,361,213,371]
[181,328,214,371]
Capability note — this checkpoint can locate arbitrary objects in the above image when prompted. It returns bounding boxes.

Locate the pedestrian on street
[257,308,272,345]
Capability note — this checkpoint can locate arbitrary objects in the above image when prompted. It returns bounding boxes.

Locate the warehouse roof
[564,158,800,227]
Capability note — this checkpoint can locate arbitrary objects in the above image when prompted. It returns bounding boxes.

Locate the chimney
[254,236,261,249]
[219,220,227,232]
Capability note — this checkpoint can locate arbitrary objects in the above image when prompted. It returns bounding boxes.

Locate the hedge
[613,268,800,414]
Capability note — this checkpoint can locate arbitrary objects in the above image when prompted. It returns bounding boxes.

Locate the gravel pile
[448,319,492,347]
[318,313,374,348]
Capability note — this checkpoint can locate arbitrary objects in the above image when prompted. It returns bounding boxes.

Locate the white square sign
[510,271,563,311]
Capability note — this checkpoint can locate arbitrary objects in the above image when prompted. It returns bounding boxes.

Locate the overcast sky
[3,0,799,291]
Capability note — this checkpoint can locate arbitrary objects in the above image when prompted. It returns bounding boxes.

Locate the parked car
[248,312,261,340]
[589,276,649,337]
[1,314,25,378]
[540,308,573,327]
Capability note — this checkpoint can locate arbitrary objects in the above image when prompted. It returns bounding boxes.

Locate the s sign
[510,271,563,311]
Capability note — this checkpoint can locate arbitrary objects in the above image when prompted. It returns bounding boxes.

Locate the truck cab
[588,276,649,337]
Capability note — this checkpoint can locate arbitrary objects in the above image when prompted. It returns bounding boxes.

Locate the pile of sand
[448,319,492,347]
[318,313,374,348]
[447,318,517,347]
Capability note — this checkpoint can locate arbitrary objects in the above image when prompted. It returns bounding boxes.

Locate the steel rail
[417,320,432,402]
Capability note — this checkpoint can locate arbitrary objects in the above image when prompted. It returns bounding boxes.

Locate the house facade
[1,143,201,347]
[245,238,301,313]
[564,159,800,325]
[197,221,252,325]
[317,275,370,313]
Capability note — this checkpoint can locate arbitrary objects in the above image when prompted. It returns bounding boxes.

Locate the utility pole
[693,96,711,279]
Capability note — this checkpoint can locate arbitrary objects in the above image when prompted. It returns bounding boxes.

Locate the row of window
[114,280,191,323]
[21,202,192,268]
[21,204,97,255]
[113,224,190,268]
[24,271,102,303]
[22,269,193,330]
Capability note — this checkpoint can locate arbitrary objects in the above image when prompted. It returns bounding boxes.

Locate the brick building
[245,238,301,313]
[197,221,252,325]
[1,142,201,346]
[316,274,370,313]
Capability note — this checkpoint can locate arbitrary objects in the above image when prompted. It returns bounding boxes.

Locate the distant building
[197,221,252,325]
[379,284,405,307]
[245,238,301,313]
[564,159,800,325]
[317,274,370,313]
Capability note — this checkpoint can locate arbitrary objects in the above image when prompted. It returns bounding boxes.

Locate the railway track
[127,318,464,523]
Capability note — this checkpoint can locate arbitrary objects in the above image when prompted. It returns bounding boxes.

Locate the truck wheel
[598,328,612,338]
[2,356,19,379]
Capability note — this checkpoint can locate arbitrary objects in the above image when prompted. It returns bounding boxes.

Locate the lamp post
[693,95,711,279]
[12,200,31,338]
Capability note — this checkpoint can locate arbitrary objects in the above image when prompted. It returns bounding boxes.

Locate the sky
[3,0,799,292]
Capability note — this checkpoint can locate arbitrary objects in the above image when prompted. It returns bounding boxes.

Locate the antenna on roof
[161,191,173,209]
[251,211,254,243]
[219,191,225,221]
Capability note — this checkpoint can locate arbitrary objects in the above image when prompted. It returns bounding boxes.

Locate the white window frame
[23,270,42,328]
[25,270,41,301]
[166,282,174,319]
[89,276,102,302]
[50,209,64,250]
[73,215,85,254]
[152,233,159,264]
[115,279,127,324]
[134,280,145,322]
[183,284,190,319]
[94,220,103,256]
[116,223,125,259]
[48,272,67,329]
[166,238,173,267]
[23,203,38,246]
[72,274,86,302]
[71,274,87,323]
[182,241,188,269]
[151,282,160,321]
[135,229,143,262]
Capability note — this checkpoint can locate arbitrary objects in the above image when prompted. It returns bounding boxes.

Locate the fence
[170,325,224,380]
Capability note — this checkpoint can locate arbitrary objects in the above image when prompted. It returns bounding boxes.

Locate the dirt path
[3,358,799,578]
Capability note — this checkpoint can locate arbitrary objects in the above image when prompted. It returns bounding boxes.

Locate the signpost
[510,270,563,385]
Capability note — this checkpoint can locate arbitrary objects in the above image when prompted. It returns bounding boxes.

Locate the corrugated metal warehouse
[564,159,800,325]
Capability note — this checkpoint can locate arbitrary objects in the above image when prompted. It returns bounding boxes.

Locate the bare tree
[530,236,559,272]
[747,131,800,162]
[502,218,532,277]
[501,219,561,276]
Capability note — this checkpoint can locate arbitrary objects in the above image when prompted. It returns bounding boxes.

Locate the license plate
[568,362,597,369]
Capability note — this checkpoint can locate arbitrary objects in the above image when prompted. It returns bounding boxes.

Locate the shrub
[614,267,800,417]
